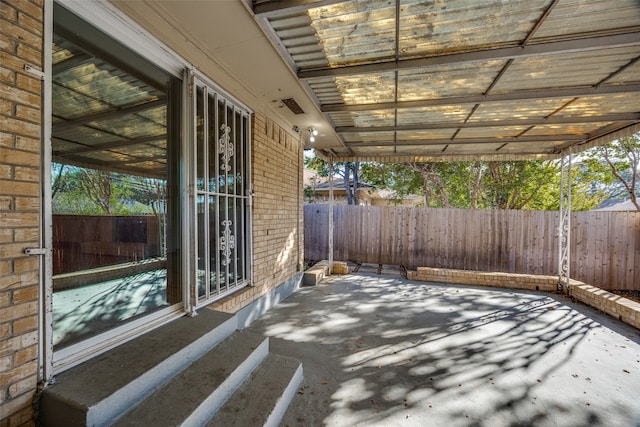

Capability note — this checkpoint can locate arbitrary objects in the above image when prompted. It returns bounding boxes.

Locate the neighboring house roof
[303,169,325,187]
[311,178,374,191]
[594,200,638,211]
[304,172,423,206]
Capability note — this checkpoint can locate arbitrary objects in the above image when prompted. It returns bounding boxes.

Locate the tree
[78,168,114,213]
[582,135,640,210]
[305,148,630,211]
[481,161,559,210]
[304,154,361,205]
[52,164,162,215]
[360,160,601,211]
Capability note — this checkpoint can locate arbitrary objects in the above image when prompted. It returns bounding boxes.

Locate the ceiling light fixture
[308,127,318,142]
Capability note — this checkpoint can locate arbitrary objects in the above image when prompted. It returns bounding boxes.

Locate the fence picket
[304,205,639,290]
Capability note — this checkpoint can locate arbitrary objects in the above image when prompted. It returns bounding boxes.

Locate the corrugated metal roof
[52,34,168,177]
[254,0,640,161]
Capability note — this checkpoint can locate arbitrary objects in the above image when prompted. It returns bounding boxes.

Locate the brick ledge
[568,282,640,330]
[408,267,640,330]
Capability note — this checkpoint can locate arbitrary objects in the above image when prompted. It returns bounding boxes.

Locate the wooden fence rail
[304,204,640,290]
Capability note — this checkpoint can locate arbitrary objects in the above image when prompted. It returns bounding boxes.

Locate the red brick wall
[208,112,304,312]
[0,0,44,424]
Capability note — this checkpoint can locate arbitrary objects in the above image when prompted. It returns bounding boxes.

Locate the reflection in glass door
[50,4,181,350]
[194,80,251,303]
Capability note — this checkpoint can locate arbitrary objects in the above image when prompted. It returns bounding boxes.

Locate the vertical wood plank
[302,205,637,290]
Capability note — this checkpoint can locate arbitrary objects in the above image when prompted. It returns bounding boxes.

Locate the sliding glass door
[50,3,181,350]
[47,2,253,370]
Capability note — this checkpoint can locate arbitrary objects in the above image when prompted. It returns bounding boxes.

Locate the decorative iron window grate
[193,77,252,302]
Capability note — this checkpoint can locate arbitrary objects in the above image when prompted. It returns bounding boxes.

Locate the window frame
[189,73,253,309]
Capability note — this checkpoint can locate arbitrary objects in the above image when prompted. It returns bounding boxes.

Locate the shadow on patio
[246,273,640,427]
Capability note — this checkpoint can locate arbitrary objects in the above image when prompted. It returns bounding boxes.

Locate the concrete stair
[206,353,303,427]
[38,309,302,426]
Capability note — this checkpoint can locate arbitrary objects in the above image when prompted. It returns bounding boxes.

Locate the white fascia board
[55,0,187,77]
[55,0,253,114]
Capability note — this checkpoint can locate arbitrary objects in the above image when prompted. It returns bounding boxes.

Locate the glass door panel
[51,5,181,349]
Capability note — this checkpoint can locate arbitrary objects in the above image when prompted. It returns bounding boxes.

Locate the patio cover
[252,0,640,162]
[56,0,640,174]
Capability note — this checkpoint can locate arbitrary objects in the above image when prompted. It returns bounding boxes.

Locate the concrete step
[39,309,237,427]
[113,331,269,427]
[206,353,303,427]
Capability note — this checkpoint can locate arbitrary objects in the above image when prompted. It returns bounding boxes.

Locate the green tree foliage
[304,155,361,205]
[359,160,604,211]
[52,164,163,215]
[581,134,640,210]
[303,134,640,211]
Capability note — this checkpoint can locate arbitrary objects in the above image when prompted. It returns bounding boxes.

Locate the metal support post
[558,152,572,293]
[328,158,334,274]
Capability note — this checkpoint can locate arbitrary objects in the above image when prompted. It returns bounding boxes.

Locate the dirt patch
[610,290,640,304]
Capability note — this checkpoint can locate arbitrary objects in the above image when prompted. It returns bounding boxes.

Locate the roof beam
[344,135,584,147]
[52,53,93,74]
[299,31,640,80]
[52,153,162,178]
[595,54,640,87]
[322,83,640,113]
[53,134,166,157]
[555,121,640,151]
[334,152,560,161]
[53,98,166,132]
[335,113,640,133]
[523,0,560,45]
[253,0,348,18]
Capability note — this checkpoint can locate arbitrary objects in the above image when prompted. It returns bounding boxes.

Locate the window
[193,80,252,302]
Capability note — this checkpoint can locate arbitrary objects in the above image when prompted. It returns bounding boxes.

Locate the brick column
[1,0,44,424]
[251,113,304,292]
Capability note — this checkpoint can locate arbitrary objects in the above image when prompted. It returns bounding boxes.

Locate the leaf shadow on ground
[247,274,640,427]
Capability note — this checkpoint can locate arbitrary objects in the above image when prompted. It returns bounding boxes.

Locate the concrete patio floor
[245,271,640,427]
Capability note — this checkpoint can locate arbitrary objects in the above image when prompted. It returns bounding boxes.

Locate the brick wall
[208,112,303,313]
[569,282,640,330]
[408,267,640,331]
[408,267,558,292]
[0,0,44,424]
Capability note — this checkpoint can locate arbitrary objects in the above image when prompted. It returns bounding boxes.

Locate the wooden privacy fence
[304,204,640,291]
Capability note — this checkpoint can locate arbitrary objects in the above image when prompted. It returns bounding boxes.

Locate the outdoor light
[308,127,317,142]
